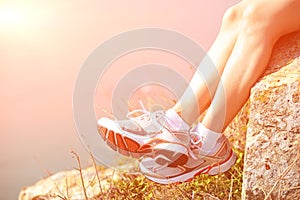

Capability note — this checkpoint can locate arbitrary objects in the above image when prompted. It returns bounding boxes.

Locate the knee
[222,4,242,26]
[240,3,269,35]
[220,3,245,33]
[222,2,268,33]
[242,4,261,24]
[221,2,278,43]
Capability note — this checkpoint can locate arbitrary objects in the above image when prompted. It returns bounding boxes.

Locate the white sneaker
[139,128,236,184]
[97,105,190,165]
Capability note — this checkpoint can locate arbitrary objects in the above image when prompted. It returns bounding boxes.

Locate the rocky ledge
[242,31,300,200]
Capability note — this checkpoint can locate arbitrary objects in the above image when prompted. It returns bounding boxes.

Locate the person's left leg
[172,3,244,125]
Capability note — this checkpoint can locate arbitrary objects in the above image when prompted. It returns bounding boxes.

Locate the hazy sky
[0,1,240,199]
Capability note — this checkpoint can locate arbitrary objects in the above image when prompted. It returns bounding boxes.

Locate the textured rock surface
[18,161,227,200]
[242,31,300,200]
[18,166,115,200]
[18,163,139,200]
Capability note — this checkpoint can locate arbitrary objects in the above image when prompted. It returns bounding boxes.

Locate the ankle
[197,123,222,135]
[195,123,222,150]
[201,119,224,133]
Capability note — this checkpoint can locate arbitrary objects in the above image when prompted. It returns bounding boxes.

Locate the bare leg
[135,0,300,184]
[172,3,244,125]
[202,0,300,132]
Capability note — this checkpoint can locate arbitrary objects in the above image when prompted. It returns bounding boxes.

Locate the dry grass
[94,147,244,200]
[92,99,247,200]
[54,98,247,200]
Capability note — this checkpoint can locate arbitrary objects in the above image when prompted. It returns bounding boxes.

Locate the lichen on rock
[242,31,300,200]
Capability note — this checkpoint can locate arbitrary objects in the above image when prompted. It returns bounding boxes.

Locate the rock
[18,161,225,200]
[18,163,138,200]
[242,31,300,200]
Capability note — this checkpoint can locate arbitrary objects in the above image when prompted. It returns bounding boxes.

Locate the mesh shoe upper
[139,133,236,184]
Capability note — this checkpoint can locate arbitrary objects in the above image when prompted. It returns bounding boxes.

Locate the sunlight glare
[0,4,26,29]
[0,2,43,38]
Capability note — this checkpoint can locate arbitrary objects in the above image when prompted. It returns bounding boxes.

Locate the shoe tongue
[130,111,163,133]
[131,113,151,127]
[129,109,190,133]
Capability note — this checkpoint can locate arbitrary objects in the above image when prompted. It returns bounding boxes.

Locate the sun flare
[0,4,26,28]
[0,2,41,36]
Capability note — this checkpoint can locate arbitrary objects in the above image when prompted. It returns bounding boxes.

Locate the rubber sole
[140,150,237,184]
[97,118,189,161]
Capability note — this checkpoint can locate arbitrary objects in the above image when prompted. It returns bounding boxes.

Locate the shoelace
[126,102,227,162]
[125,100,187,148]
[186,130,206,160]
[125,100,209,161]
[190,131,205,145]
[126,100,165,130]
[189,131,228,160]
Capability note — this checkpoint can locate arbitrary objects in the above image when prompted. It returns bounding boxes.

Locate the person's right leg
[202,0,300,133]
